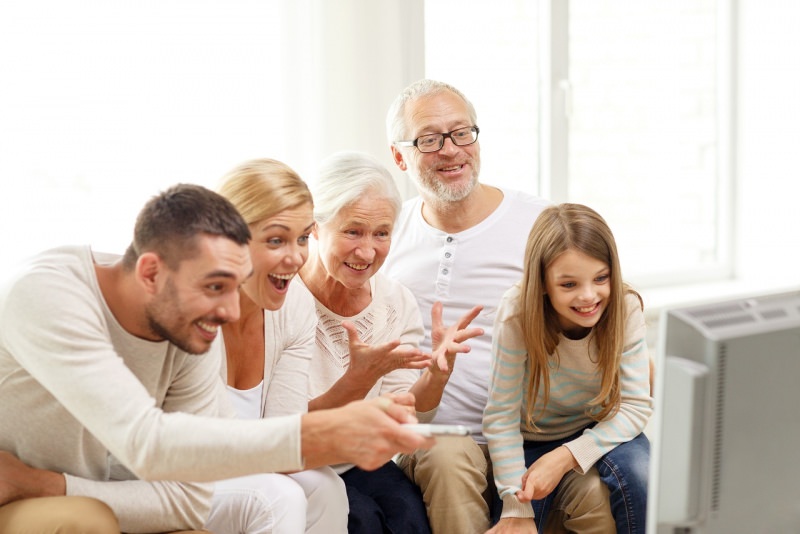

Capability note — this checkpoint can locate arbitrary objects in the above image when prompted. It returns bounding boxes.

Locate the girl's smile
[545,249,611,337]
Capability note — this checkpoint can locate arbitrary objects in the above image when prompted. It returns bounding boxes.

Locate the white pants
[204,467,348,534]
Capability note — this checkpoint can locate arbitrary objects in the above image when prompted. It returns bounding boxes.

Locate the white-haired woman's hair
[312,151,402,225]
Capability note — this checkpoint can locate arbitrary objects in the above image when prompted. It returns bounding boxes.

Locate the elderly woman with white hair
[298,151,481,534]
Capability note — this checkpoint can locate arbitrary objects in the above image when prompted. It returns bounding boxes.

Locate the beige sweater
[0,246,304,532]
[483,286,653,519]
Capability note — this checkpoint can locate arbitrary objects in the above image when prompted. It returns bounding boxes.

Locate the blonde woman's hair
[218,158,313,226]
[517,203,641,427]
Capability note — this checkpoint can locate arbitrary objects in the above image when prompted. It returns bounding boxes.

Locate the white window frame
[538,0,737,289]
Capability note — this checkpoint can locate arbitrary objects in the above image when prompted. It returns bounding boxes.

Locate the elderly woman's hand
[341,321,432,388]
[429,302,484,375]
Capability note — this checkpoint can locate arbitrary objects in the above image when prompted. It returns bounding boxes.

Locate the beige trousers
[0,496,210,534]
[396,436,615,534]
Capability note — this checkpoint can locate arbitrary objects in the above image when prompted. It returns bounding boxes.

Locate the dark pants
[340,461,432,534]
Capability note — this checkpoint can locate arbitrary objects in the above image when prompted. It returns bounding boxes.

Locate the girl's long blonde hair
[517,203,640,428]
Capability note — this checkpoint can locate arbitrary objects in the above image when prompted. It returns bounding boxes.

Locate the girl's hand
[517,446,578,502]
[485,517,537,534]
[429,302,484,375]
[342,321,431,387]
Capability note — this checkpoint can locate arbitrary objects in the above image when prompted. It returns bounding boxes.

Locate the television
[647,289,800,533]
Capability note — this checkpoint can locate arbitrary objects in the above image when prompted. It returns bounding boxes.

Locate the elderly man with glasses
[382,79,617,534]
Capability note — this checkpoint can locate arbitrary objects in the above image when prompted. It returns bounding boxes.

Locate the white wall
[0,1,291,267]
[281,0,424,197]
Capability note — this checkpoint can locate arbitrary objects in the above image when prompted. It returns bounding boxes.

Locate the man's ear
[391,145,408,171]
[135,252,162,295]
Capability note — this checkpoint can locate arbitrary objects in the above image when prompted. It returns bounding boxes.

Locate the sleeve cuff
[415,406,438,424]
[500,493,535,519]
[564,439,598,474]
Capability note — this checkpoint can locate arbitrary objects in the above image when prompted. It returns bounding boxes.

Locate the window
[425,0,730,288]
[567,0,728,287]
[6,1,792,299]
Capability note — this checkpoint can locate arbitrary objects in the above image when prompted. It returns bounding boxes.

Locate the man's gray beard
[416,166,480,204]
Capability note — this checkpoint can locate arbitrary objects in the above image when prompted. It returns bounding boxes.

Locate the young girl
[483,203,653,534]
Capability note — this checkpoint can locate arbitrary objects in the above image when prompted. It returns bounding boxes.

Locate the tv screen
[647,290,800,533]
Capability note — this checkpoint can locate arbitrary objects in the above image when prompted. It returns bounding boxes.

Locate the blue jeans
[595,432,649,533]
[340,461,431,534]
[491,430,649,534]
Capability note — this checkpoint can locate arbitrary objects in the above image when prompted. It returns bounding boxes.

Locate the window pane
[424,0,540,195]
[568,0,723,284]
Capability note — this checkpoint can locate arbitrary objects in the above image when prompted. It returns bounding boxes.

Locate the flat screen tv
[647,289,800,533]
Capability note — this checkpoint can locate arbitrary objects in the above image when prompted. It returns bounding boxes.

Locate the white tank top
[225,380,264,420]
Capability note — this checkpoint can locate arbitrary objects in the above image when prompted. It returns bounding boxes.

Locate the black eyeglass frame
[395,126,480,153]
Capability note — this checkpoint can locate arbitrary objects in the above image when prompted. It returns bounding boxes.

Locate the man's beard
[415,159,480,203]
[146,278,217,355]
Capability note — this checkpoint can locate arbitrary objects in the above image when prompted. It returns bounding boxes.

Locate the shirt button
[442,268,449,275]
[445,252,452,258]
[446,236,453,243]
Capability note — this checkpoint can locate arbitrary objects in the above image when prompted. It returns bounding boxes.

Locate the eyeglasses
[395,126,480,153]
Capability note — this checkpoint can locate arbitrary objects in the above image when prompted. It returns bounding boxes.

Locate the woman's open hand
[342,321,432,387]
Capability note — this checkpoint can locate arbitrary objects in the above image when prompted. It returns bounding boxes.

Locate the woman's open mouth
[268,272,295,291]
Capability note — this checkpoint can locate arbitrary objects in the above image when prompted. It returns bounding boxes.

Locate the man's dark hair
[122,183,251,270]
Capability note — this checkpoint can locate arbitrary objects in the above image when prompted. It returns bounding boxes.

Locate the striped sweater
[483,283,653,519]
